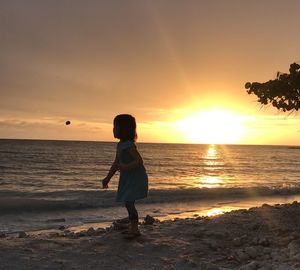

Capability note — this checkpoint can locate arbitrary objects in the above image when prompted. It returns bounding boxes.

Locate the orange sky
[0,1,299,145]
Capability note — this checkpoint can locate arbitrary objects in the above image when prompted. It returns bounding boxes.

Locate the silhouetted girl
[101,114,148,237]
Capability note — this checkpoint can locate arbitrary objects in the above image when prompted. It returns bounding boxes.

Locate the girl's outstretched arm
[102,155,119,188]
[119,147,143,172]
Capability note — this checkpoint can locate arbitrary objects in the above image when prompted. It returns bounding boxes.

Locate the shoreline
[2,193,300,235]
[1,201,300,269]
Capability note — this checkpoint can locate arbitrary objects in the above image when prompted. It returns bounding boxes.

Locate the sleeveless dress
[116,140,148,202]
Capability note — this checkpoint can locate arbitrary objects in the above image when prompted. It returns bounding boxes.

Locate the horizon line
[0,137,299,147]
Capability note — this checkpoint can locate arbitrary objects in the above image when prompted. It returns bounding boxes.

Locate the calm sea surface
[1,139,300,232]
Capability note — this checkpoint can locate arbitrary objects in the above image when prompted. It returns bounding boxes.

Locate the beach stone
[87,227,96,236]
[245,247,258,259]
[112,221,128,231]
[144,215,156,225]
[271,251,282,261]
[276,264,293,270]
[258,237,270,247]
[257,264,272,270]
[281,247,290,257]
[239,261,258,270]
[58,225,66,230]
[193,231,205,238]
[288,240,300,256]
[205,263,221,270]
[251,223,260,231]
[262,247,272,254]
[279,236,293,246]
[211,231,227,239]
[262,254,272,261]
[236,250,250,261]
[292,262,300,269]
[208,240,219,251]
[0,232,6,238]
[95,228,106,235]
[251,237,259,245]
[75,231,86,237]
[18,231,27,238]
[233,237,244,247]
[64,231,75,238]
[291,253,300,262]
[201,262,221,270]
[291,231,300,240]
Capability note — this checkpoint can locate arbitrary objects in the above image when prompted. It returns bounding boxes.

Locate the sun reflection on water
[200,176,223,188]
[205,206,239,216]
[198,144,224,188]
[206,208,224,216]
[206,145,217,158]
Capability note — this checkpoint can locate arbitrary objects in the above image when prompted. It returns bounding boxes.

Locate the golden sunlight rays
[175,109,247,144]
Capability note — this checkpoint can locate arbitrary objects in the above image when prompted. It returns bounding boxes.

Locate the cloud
[0,119,47,129]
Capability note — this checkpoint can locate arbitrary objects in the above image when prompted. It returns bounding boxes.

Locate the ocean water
[1,139,300,233]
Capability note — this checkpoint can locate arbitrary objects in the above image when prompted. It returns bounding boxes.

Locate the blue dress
[116,140,148,202]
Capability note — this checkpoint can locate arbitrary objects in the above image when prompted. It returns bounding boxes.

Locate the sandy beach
[1,201,300,270]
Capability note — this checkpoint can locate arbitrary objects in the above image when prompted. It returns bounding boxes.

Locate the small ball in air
[65,121,71,125]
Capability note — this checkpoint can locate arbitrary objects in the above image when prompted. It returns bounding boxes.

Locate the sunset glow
[0,1,299,145]
[175,109,247,144]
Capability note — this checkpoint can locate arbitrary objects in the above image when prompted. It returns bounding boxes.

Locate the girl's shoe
[122,221,141,238]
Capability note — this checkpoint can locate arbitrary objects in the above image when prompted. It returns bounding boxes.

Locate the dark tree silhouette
[245,63,300,111]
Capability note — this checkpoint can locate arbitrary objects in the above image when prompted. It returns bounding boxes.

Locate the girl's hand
[101,177,109,189]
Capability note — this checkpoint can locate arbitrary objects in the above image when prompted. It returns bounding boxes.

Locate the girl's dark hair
[113,114,137,141]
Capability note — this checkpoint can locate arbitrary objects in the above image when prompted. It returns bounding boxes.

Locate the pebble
[292,262,300,269]
[236,250,250,261]
[271,251,283,261]
[201,262,221,270]
[291,231,300,240]
[276,264,294,270]
[87,227,95,236]
[64,231,75,238]
[251,223,260,230]
[257,263,272,270]
[144,215,156,225]
[193,229,205,238]
[75,231,86,237]
[208,240,219,251]
[0,232,6,238]
[262,247,272,254]
[288,240,300,256]
[245,247,258,259]
[291,253,300,261]
[95,228,106,235]
[233,237,243,247]
[239,261,258,270]
[211,231,226,239]
[18,231,27,238]
[258,237,270,247]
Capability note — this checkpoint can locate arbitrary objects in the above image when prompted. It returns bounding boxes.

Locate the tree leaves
[245,63,300,112]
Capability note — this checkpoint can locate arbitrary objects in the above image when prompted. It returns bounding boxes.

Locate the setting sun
[175,109,247,144]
